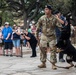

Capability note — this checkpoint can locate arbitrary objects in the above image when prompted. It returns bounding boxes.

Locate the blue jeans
[13,39,20,48]
[23,39,27,46]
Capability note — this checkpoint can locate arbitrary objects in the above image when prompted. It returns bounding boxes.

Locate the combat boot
[38,62,46,68]
[69,62,74,68]
[52,63,57,70]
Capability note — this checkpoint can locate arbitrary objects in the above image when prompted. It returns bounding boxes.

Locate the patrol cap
[45,5,52,10]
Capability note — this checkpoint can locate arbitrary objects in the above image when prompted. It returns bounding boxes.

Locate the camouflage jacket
[36,15,61,37]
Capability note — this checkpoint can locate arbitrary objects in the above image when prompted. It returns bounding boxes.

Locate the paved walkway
[0,47,76,75]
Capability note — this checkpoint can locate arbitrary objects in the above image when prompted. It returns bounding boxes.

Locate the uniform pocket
[40,34,47,41]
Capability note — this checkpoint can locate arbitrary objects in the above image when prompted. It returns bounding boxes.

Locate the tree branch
[27,2,36,14]
[28,1,40,21]
[6,0,23,10]
[20,0,26,10]
[12,12,24,17]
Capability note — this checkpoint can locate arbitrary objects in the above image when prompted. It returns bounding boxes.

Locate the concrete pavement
[0,47,76,75]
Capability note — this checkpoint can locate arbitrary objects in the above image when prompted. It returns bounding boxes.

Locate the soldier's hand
[55,15,59,18]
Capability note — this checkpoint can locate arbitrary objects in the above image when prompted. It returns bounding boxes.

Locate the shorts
[13,39,20,48]
[4,42,13,50]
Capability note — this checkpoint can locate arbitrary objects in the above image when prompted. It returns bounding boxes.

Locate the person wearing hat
[2,22,13,56]
[36,5,62,70]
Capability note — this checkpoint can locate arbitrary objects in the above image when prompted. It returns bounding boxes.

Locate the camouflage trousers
[39,34,57,63]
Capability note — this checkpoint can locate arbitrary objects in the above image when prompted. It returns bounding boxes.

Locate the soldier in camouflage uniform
[36,5,62,70]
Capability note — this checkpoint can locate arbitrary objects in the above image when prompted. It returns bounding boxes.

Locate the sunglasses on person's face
[5,24,9,25]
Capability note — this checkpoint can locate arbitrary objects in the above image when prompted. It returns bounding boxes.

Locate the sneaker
[5,55,9,56]
[59,59,65,62]
[30,56,37,58]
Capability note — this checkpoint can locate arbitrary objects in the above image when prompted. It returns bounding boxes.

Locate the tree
[46,0,71,14]
[5,0,42,28]
[1,0,76,27]
[71,0,76,25]
[0,17,2,26]
[71,0,76,15]
[0,0,15,26]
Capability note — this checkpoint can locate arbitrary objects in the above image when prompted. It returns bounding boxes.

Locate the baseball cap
[5,22,9,25]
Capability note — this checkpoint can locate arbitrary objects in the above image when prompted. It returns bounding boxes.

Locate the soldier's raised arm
[55,18,62,28]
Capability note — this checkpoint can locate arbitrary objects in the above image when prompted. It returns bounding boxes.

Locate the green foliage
[0,0,76,26]
[46,0,72,14]
[0,10,15,26]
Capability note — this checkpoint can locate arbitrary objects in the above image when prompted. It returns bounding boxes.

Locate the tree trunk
[27,19,31,28]
[23,11,28,29]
